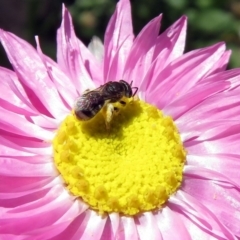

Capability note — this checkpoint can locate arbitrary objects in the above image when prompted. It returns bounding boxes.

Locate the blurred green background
[0,0,240,69]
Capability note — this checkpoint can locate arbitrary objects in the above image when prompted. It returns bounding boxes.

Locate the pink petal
[146,43,226,108]
[153,16,187,66]
[88,36,104,62]
[35,36,78,108]
[154,207,191,240]
[104,0,134,81]
[0,135,52,156]
[50,211,88,240]
[0,234,27,240]
[0,186,71,231]
[169,191,237,239]
[22,201,88,240]
[0,157,57,177]
[0,178,60,209]
[164,79,230,120]
[0,67,36,115]
[139,16,187,98]
[183,164,240,237]
[192,121,240,142]
[185,132,240,156]
[184,165,240,189]
[187,153,240,184]
[30,115,59,129]
[208,50,231,74]
[202,68,240,90]
[99,217,115,240]
[0,107,54,140]
[57,6,100,91]
[0,176,60,200]
[76,210,107,240]
[123,15,162,86]
[135,212,162,240]
[0,176,54,196]
[177,88,240,134]
[49,209,107,240]
[109,213,120,239]
[0,143,34,157]
[0,73,59,128]
[9,155,52,164]
[0,30,69,119]
[116,216,139,240]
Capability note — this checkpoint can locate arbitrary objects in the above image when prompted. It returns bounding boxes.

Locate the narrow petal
[49,209,106,240]
[1,74,59,128]
[0,186,74,234]
[0,234,28,240]
[0,107,54,140]
[153,16,187,65]
[23,201,88,240]
[0,142,34,157]
[164,79,230,120]
[0,176,59,199]
[177,88,240,144]
[88,36,104,62]
[35,36,78,108]
[0,177,61,208]
[123,15,162,86]
[187,153,240,184]
[202,68,240,90]
[0,157,57,177]
[169,191,237,239]
[0,135,52,156]
[146,43,226,108]
[76,210,107,240]
[135,212,162,240]
[208,50,231,74]
[116,216,139,240]
[99,217,115,240]
[139,16,187,98]
[183,164,240,237]
[57,5,101,91]
[0,67,36,115]
[154,207,192,240]
[0,30,69,119]
[108,213,120,239]
[104,0,134,81]
[49,210,88,240]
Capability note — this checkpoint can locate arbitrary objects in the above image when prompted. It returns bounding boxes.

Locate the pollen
[53,100,186,215]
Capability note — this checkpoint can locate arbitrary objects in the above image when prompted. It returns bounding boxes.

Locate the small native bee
[74,80,138,128]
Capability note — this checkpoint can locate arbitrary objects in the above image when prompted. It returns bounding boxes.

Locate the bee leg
[105,103,114,130]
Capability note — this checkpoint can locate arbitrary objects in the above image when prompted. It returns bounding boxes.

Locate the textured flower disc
[53,100,186,215]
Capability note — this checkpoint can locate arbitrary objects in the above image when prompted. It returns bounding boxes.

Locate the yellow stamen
[53,100,186,215]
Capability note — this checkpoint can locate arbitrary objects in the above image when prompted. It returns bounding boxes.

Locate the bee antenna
[132,87,138,97]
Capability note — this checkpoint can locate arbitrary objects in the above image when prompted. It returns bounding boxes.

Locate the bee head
[119,80,138,98]
[119,80,133,97]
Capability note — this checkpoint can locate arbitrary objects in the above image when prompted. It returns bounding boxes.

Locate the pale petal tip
[88,36,104,61]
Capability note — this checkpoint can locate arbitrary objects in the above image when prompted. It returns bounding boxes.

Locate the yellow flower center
[53,100,186,215]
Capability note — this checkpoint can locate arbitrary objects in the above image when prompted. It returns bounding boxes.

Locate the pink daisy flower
[1,0,240,239]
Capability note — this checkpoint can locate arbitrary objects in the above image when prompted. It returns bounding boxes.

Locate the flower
[1,0,240,239]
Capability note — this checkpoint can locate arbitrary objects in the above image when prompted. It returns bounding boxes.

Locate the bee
[74,80,138,128]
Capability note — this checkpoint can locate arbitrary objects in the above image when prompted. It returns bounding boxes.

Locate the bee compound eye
[119,100,126,105]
